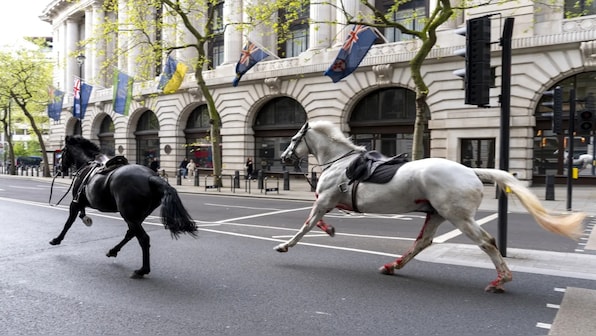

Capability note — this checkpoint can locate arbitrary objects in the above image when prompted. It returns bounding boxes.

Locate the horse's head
[61,135,102,170]
[281,122,310,164]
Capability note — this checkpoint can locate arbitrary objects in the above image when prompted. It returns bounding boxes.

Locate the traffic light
[542,86,563,134]
[454,16,491,107]
[577,109,594,135]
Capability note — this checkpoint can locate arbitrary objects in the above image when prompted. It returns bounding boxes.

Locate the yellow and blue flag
[158,56,188,94]
[232,40,270,87]
[113,69,134,116]
[324,25,378,83]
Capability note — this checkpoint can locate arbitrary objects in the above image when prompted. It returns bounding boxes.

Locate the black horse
[50,135,197,278]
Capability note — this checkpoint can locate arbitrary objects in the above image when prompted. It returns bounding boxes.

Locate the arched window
[134,110,160,166]
[184,105,214,169]
[349,87,429,157]
[98,115,115,156]
[253,97,307,173]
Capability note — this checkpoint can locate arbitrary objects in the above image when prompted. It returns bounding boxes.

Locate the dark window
[185,105,210,130]
[184,105,215,169]
[278,4,309,58]
[136,110,159,132]
[460,138,495,168]
[376,0,427,42]
[98,115,115,156]
[254,97,307,129]
[208,2,225,68]
[565,0,596,17]
[351,87,417,125]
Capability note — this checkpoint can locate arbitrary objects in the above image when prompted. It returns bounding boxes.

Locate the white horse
[278,121,585,293]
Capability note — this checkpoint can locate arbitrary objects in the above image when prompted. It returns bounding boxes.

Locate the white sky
[0,0,52,47]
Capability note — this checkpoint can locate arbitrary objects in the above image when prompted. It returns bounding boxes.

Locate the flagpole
[242,36,280,60]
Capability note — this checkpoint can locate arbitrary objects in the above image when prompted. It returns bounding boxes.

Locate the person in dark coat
[245,157,254,180]
[150,157,160,172]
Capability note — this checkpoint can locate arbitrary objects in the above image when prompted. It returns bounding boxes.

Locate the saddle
[345,151,409,185]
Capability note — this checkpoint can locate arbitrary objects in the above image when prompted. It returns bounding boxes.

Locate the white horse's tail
[473,169,585,239]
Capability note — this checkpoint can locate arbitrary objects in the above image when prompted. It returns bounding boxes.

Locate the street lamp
[76,53,85,77]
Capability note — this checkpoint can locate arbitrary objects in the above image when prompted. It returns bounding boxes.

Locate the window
[377,0,427,43]
[351,88,417,124]
[460,138,495,168]
[184,105,215,169]
[208,1,225,68]
[278,4,309,58]
[98,115,115,156]
[565,0,596,17]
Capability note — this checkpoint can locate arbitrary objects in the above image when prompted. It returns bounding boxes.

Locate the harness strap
[351,180,361,213]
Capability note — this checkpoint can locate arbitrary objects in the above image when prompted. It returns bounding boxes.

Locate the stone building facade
[41,0,596,183]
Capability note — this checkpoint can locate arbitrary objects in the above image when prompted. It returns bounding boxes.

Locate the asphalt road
[1,176,595,335]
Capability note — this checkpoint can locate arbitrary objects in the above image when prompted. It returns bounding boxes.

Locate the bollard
[234,170,240,189]
[283,171,290,190]
[545,174,555,200]
[257,170,264,190]
[176,170,182,186]
[194,169,199,186]
[311,171,318,192]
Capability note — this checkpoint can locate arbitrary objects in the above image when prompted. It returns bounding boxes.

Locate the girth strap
[351,180,361,213]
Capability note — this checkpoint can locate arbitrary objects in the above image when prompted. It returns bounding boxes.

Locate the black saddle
[345,151,408,184]
[98,156,129,174]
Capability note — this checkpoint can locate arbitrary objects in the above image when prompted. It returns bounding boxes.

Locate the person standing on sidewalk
[179,158,189,179]
[186,159,196,177]
[245,157,254,180]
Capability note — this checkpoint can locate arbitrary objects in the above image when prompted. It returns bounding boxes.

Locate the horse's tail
[149,176,198,239]
[473,168,585,239]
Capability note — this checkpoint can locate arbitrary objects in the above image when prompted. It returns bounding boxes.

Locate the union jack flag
[324,25,378,83]
[233,40,270,87]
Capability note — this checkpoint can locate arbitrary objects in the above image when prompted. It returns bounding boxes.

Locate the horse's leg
[380,213,444,275]
[128,222,151,279]
[106,229,135,258]
[49,201,80,245]
[274,202,328,252]
[78,208,93,227]
[451,217,512,293]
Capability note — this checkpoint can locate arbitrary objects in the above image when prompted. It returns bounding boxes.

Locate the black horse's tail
[149,176,198,239]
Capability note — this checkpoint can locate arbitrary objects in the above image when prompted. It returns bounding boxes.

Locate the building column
[92,4,106,86]
[117,0,128,72]
[334,0,365,46]
[66,18,79,92]
[84,7,93,83]
[223,0,243,65]
[309,1,333,50]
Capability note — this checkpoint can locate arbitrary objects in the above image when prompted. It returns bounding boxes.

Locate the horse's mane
[66,135,102,158]
[309,120,366,151]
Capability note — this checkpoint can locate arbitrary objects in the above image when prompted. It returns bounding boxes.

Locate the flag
[72,78,93,119]
[47,87,64,121]
[158,56,188,94]
[113,69,134,116]
[324,25,378,83]
[232,40,270,87]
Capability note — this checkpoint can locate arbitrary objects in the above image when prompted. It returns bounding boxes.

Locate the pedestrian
[150,157,160,172]
[186,159,196,177]
[179,157,189,179]
[245,157,254,180]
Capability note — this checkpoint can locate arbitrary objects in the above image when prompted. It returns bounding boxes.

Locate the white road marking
[554,287,567,292]
[546,303,560,309]
[205,203,283,211]
[535,322,551,329]
[215,206,313,223]
[433,213,499,243]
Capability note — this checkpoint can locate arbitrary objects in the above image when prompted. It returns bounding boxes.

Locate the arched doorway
[183,105,215,169]
[253,97,307,173]
[535,72,596,180]
[98,115,115,156]
[134,110,159,166]
[349,87,430,158]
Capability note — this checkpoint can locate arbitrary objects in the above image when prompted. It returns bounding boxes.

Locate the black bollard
[283,171,290,190]
[234,170,240,189]
[194,169,199,186]
[545,174,555,200]
[176,170,182,186]
[258,170,264,190]
[311,171,318,192]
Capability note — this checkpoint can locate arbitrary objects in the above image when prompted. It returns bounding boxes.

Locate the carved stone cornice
[373,64,393,84]
[264,77,281,93]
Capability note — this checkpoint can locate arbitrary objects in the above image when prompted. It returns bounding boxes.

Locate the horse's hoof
[484,284,506,293]
[106,250,118,258]
[49,239,61,245]
[81,216,93,227]
[379,265,395,275]
[130,271,146,279]
[326,226,335,237]
[274,245,289,253]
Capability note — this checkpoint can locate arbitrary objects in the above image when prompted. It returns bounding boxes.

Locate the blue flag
[324,25,378,83]
[47,87,64,121]
[233,40,269,87]
[73,78,93,119]
[113,69,133,115]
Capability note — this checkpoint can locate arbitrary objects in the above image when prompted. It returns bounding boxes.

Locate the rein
[48,163,89,207]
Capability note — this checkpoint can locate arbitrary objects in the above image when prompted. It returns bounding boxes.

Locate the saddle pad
[346,151,408,184]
